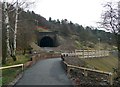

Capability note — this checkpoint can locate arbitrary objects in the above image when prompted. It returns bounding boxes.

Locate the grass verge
[80,55,118,72]
[0,77,2,86]
[2,54,30,85]
[2,68,22,85]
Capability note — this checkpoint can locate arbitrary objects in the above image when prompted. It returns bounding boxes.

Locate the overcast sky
[7,0,119,27]
[28,0,118,27]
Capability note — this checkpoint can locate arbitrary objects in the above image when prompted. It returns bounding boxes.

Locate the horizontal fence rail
[0,64,24,71]
[63,61,113,85]
[67,64,112,75]
[61,50,110,58]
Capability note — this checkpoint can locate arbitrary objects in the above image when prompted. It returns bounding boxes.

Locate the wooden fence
[62,50,110,58]
[63,61,113,85]
[0,64,24,71]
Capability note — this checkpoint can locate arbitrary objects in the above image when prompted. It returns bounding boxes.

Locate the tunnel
[39,36,55,47]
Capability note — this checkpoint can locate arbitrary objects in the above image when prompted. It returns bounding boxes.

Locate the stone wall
[24,53,61,68]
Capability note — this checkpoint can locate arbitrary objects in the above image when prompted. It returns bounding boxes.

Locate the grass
[3,54,30,66]
[37,27,50,32]
[2,68,22,85]
[0,77,2,86]
[2,54,30,85]
[80,55,118,73]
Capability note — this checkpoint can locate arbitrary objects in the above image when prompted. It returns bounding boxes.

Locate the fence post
[95,50,96,57]
[93,50,95,57]
[109,73,113,85]
[88,50,89,58]
[67,67,71,77]
[22,64,24,71]
[84,69,88,77]
[83,50,84,58]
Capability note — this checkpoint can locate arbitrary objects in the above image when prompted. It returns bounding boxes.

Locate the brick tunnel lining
[39,36,55,47]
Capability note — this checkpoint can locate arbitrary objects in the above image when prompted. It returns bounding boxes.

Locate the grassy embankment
[81,54,118,78]
[75,40,118,72]
[75,41,118,78]
[1,54,30,85]
[81,55,118,72]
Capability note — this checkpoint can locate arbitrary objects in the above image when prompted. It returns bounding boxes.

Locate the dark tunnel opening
[39,36,55,47]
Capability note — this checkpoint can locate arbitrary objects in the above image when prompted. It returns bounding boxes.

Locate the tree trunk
[23,48,26,55]
[2,3,7,64]
[4,2,11,57]
[117,34,120,78]
[117,2,120,78]
[12,0,19,61]
[4,2,17,61]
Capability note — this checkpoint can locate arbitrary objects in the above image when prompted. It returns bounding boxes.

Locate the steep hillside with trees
[2,2,116,64]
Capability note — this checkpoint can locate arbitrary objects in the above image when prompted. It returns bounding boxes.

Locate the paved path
[15,58,73,86]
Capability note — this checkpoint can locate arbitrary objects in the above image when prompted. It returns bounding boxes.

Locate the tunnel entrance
[39,36,54,47]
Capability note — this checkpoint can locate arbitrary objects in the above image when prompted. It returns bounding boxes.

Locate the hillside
[2,2,119,86]
[2,6,117,54]
[24,11,116,50]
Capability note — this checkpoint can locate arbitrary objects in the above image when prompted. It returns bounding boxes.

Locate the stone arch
[39,36,54,47]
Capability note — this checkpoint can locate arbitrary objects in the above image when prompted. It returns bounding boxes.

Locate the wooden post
[83,50,84,58]
[67,67,71,77]
[93,50,94,58]
[104,50,105,57]
[95,50,96,58]
[88,50,89,58]
[84,69,88,77]
[22,64,24,71]
[109,73,113,85]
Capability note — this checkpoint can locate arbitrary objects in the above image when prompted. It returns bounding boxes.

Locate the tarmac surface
[15,58,73,86]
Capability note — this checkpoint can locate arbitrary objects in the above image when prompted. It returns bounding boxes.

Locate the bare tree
[0,1,2,66]
[3,1,12,61]
[101,2,120,78]
[3,0,35,62]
